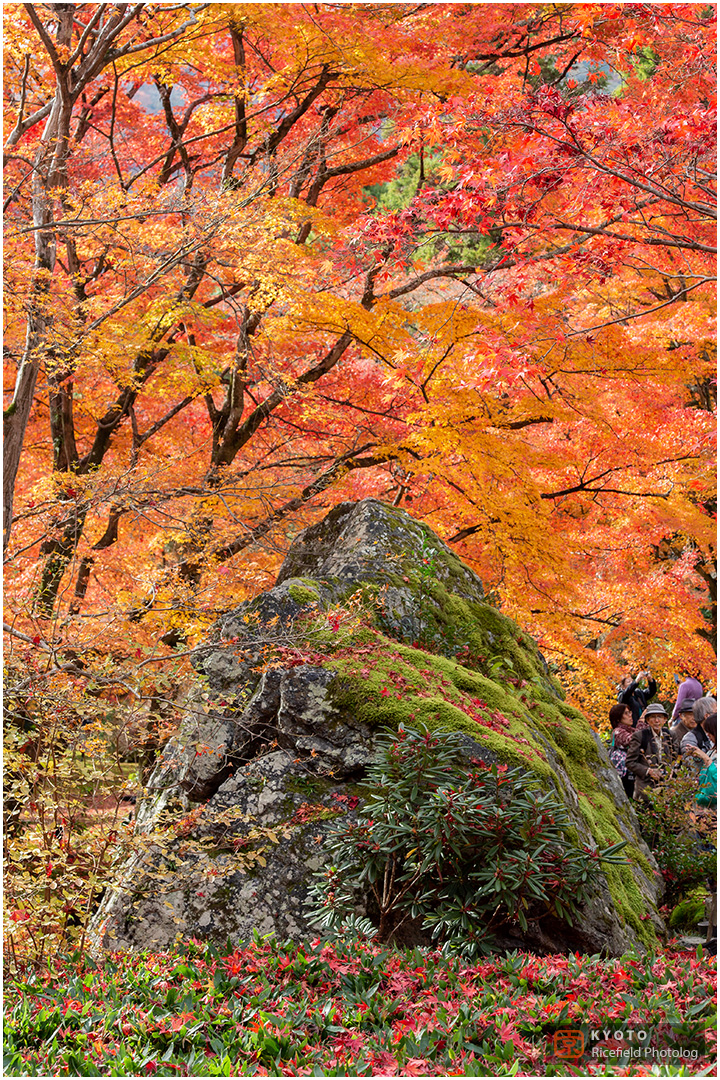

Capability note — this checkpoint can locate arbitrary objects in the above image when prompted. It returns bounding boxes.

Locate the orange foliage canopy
[3,3,716,714]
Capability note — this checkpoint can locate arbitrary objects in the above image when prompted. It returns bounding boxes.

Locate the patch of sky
[134,82,188,115]
[569,59,624,94]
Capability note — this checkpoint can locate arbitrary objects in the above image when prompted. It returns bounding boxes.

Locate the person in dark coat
[618,670,657,724]
[626,702,675,801]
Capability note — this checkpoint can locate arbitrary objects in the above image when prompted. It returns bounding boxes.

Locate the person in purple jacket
[672,670,704,721]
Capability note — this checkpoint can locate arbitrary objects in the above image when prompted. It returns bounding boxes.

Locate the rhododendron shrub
[635,770,717,908]
[308,726,626,954]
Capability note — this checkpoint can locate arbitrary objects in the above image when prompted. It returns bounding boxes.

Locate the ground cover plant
[3,937,716,1077]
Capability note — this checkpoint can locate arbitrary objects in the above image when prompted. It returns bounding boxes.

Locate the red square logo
[553,1030,585,1058]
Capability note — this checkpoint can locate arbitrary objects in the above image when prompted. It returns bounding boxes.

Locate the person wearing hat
[669,698,710,757]
[626,702,676,801]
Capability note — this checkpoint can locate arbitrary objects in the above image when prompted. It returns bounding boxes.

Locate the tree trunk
[3,139,59,552]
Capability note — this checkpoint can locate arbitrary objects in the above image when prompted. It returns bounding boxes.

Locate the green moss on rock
[287,580,322,606]
[669,891,707,930]
[314,619,659,948]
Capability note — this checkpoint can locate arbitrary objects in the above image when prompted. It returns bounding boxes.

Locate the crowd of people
[607,670,716,807]
[606,669,717,952]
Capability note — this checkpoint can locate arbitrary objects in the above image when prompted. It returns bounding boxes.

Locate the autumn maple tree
[3,4,716,746]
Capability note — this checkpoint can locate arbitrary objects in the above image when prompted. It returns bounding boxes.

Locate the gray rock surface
[275,498,484,602]
[90,499,663,957]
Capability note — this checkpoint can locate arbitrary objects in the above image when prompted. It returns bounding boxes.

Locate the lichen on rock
[90,499,663,957]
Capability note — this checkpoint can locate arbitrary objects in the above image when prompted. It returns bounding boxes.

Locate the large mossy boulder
[91,500,662,956]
